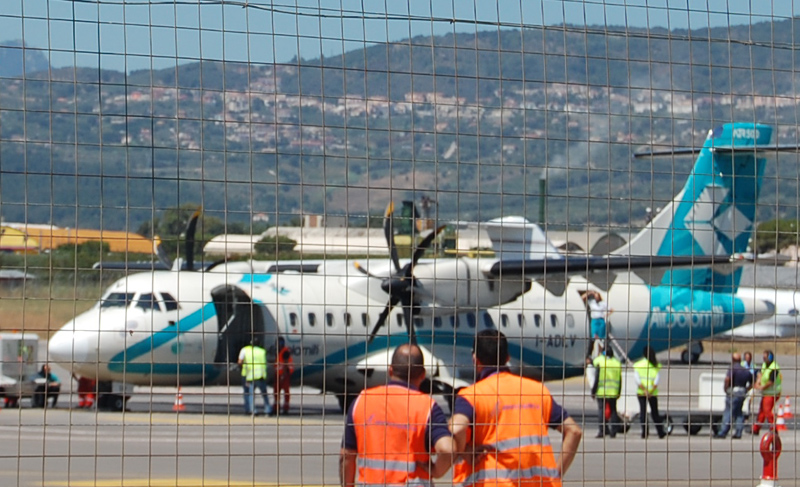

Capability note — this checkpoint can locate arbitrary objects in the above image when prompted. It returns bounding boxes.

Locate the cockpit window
[160,293,180,311]
[135,293,161,312]
[100,292,135,309]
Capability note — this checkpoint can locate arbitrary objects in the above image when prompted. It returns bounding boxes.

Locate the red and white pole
[756,430,782,487]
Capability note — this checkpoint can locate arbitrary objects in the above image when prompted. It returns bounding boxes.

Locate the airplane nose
[48,329,89,365]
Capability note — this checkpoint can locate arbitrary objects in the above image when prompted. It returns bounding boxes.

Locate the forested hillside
[2,18,799,230]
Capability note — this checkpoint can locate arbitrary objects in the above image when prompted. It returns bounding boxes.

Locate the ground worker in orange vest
[450,330,583,487]
[339,343,455,487]
[273,337,294,415]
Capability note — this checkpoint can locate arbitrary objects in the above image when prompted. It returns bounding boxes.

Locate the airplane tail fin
[613,123,772,293]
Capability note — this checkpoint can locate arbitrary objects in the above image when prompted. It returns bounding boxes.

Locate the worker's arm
[723,375,731,393]
[449,412,470,458]
[554,416,582,477]
[429,435,455,478]
[339,448,357,487]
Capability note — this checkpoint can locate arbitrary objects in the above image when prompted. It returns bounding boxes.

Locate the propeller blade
[183,207,202,271]
[409,225,447,271]
[153,235,173,269]
[353,262,374,277]
[368,296,399,344]
[383,203,401,273]
[401,293,416,345]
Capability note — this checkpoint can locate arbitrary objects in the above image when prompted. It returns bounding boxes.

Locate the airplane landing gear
[97,393,128,411]
[96,381,134,411]
[681,342,703,364]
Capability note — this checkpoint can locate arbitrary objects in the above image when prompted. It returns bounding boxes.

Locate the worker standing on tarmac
[273,336,294,415]
[72,374,97,409]
[592,346,623,438]
[633,346,666,439]
[339,343,455,487]
[238,340,272,416]
[449,330,582,487]
[753,349,782,435]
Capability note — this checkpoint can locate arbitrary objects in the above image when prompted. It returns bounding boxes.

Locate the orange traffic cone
[173,388,186,412]
[775,404,788,432]
[782,396,794,419]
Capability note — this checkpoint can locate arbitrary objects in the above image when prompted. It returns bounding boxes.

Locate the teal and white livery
[49,123,778,410]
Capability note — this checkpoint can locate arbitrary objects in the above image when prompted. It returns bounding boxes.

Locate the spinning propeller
[355,203,445,344]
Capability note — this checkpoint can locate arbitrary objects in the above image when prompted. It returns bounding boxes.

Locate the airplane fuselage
[49,258,770,395]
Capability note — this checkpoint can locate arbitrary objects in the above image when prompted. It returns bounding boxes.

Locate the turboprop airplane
[47,122,779,411]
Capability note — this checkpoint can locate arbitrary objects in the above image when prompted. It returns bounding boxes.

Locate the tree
[753,219,800,253]
[136,205,226,262]
[253,235,298,259]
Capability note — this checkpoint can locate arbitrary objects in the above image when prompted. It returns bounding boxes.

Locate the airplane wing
[486,254,737,277]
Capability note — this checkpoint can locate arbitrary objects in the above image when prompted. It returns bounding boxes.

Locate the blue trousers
[718,395,746,437]
[243,379,271,414]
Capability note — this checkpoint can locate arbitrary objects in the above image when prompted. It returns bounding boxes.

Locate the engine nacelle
[411,259,531,309]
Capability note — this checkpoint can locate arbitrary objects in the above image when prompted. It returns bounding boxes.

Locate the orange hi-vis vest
[351,384,435,487]
[454,371,561,487]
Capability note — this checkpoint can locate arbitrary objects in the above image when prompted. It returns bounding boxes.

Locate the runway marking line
[44,481,332,487]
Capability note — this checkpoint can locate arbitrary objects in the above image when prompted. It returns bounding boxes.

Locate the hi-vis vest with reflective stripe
[632,358,660,397]
[593,355,622,398]
[240,345,267,381]
[352,384,434,487]
[760,361,782,396]
[453,371,561,487]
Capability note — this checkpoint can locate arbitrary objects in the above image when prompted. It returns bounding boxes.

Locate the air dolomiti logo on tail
[732,128,760,140]
[685,185,752,255]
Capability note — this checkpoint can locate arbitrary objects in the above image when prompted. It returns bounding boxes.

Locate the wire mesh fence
[1,0,800,486]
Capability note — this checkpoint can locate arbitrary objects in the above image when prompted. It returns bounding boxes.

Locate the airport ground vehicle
[0,333,41,407]
[679,372,753,435]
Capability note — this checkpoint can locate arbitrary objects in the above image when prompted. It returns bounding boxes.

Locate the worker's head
[732,352,742,363]
[389,343,425,387]
[642,346,657,365]
[473,329,509,368]
[604,346,614,358]
[744,351,752,364]
[41,364,50,374]
[763,349,774,364]
[278,337,285,348]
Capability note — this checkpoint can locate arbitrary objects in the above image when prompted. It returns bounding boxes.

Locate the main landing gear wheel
[663,414,674,435]
[681,349,700,364]
[98,394,127,411]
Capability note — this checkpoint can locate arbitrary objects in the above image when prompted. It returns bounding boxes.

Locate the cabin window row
[286,311,574,329]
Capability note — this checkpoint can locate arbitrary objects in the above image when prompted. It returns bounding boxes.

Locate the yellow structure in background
[0,227,39,254]
[0,224,155,254]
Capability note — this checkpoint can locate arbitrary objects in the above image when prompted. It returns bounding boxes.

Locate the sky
[1,0,799,73]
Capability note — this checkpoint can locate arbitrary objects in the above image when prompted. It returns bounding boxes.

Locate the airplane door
[278,303,303,344]
[210,285,266,364]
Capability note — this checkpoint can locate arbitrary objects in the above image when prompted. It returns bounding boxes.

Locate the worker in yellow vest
[592,346,622,438]
[753,349,782,435]
[633,346,666,439]
[238,340,272,415]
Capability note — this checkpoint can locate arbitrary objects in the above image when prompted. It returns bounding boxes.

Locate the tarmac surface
[1,348,797,486]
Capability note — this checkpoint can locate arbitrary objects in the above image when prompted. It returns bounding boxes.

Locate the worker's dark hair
[604,345,614,358]
[643,346,658,367]
[391,343,425,382]
[473,329,509,367]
